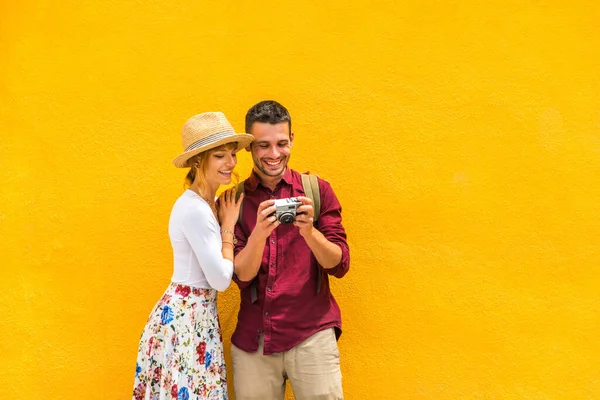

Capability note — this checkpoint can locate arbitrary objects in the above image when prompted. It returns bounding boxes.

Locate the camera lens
[278,212,295,224]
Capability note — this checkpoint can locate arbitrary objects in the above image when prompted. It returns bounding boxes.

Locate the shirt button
[256,329,261,333]
[271,240,275,244]
[267,287,271,292]
[265,311,269,316]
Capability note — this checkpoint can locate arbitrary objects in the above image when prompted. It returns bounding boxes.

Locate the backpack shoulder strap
[301,173,324,294]
[300,173,320,224]
[236,180,245,225]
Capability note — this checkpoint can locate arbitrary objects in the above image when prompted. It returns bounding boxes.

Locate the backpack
[235,173,322,303]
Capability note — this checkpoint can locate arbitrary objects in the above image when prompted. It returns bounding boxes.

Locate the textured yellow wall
[2,1,599,399]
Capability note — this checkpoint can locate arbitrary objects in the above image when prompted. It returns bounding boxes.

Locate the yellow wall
[2,1,599,399]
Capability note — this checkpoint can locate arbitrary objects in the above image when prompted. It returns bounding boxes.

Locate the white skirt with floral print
[132,283,228,400]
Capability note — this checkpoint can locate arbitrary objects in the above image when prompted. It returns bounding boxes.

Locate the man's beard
[253,155,289,177]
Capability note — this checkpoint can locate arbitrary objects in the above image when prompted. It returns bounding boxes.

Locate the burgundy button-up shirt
[232,168,350,355]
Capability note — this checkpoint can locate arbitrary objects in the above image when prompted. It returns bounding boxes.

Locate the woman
[132,112,253,400]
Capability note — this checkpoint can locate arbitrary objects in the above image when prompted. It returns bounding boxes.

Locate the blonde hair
[184,142,239,191]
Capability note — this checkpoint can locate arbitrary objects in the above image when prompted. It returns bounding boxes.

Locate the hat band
[185,130,235,152]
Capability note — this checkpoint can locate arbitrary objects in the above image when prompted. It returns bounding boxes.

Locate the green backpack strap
[300,173,323,294]
[300,173,320,224]
[236,180,245,225]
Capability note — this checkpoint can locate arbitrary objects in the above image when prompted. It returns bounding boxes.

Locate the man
[230,100,350,400]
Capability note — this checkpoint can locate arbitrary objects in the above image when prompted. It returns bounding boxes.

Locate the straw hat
[172,112,254,168]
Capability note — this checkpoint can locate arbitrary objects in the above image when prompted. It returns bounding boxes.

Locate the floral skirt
[132,283,228,400]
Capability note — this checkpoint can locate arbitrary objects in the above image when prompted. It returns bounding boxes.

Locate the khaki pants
[231,328,343,400]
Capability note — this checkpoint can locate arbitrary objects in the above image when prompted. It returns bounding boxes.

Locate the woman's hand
[218,187,243,230]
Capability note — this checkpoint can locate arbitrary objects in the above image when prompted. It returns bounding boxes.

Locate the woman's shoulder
[173,190,208,213]
[171,191,217,228]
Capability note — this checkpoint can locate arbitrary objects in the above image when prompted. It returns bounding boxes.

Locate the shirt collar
[246,168,294,191]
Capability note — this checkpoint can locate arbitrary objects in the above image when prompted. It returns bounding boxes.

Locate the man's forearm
[302,229,342,269]
[234,235,265,281]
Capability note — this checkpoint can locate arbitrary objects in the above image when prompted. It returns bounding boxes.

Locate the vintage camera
[271,197,303,224]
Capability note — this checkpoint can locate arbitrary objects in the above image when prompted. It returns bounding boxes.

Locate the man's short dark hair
[245,100,292,135]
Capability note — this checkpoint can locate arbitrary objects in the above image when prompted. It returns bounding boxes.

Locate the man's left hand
[294,196,314,237]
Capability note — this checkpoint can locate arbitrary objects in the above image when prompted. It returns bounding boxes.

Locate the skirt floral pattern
[133,283,228,400]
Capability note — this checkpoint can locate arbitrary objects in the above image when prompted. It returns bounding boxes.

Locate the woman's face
[203,147,238,187]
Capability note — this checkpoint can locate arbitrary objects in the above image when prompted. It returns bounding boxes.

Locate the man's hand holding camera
[251,200,281,242]
[256,196,315,238]
[293,196,315,238]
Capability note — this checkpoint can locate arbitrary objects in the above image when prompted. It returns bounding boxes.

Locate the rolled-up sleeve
[317,180,350,278]
[181,208,233,291]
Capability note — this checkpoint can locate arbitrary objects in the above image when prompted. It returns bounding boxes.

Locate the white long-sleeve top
[168,189,233,291]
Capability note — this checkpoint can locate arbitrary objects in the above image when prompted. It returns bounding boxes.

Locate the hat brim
[172,133,254,168]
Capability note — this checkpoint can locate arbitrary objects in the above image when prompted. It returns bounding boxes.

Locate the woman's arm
[181,206,233,291]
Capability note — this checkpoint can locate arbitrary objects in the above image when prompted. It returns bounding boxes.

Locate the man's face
[248,121,294,181]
